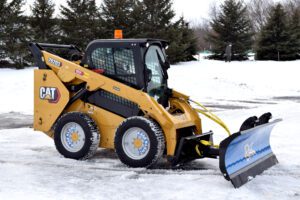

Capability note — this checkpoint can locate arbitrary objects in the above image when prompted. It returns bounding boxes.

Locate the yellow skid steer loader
[29,39,281,188]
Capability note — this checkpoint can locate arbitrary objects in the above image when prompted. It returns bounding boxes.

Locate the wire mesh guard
[90,47,138,109]
[91,47,137,84]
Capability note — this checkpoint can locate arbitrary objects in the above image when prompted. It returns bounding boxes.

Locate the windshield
[145,45,168,101]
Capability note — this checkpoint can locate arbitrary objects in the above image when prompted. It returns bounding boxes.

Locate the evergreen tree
[140,0,175,39]
[180,19,198,62]
[167,17,198,63]
[129,0,145,37]
[101,0,136,38]
[60,0,102,48]
[289,8,300,59]
[207,0,253,60]
[30,0,56,42]
[140,0,197,63]
[256,4,297,60]
[101,0,197,63]
[0,0,28,68]
[0,0,8,60]
[101,0,175,39]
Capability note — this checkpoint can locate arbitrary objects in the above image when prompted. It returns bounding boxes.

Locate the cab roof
[87,38,169,48]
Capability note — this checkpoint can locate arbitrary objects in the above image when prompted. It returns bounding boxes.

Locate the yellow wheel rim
[133,138,142,149]
[71,132,79,142]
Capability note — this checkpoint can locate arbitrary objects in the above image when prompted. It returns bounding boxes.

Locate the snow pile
[0,68,34,114]
[169,60,300,102]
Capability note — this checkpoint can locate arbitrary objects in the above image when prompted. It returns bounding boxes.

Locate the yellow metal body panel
[36,51,203,156]
[65,100,124,149]
[34,70,69,133]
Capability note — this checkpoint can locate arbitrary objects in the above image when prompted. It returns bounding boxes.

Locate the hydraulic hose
[189,99,231,136]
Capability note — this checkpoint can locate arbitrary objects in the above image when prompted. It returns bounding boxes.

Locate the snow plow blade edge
[219,119,282,188]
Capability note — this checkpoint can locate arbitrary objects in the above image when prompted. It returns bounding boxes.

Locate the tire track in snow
[0,158,299,179]
[0,158,221,176]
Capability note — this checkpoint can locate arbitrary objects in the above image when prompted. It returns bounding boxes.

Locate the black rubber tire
[114,116,165,168]
[54,112,100,160]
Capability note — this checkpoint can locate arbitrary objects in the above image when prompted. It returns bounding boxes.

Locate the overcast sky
[23,0,283,23]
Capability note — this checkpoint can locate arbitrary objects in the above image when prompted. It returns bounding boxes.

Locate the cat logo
[48,57,61,67]
[39,87,60,103]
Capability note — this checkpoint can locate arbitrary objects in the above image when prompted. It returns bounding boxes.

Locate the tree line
[194,0,300,61]
[0,0,197,68]
[0,0,299,69]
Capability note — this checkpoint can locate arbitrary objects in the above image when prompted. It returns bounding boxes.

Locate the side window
[91,47,136,84]
[145,46,164,94]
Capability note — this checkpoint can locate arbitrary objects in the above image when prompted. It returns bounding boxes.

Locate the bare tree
[192,20,211,51]
[283,0,300,17]
[209,1,219,21]
[191,1,222,52]
[247,0,274,33]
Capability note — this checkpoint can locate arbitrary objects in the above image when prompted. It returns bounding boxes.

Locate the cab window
[91,47,136,85]
[145,45,167,100]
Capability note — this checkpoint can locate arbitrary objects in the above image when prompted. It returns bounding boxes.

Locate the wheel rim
[61,122,86,153]
[122,127,150,160]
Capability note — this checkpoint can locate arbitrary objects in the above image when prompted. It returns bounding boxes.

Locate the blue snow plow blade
[219,119,282,188]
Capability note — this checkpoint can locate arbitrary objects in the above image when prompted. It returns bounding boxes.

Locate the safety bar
[28,42,82,69]
[36,43,82,52]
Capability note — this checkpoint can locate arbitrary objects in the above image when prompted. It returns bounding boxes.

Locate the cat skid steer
[29,37,281,188]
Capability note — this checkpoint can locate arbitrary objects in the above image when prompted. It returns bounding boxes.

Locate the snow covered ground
[0,60,300,200]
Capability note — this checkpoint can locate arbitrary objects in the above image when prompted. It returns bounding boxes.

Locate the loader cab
[82,39,171,107]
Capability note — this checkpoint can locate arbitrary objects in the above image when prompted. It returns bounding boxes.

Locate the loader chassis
[30,40,202,158]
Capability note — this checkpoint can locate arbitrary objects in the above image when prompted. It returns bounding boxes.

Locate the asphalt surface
[0,112,33,130]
